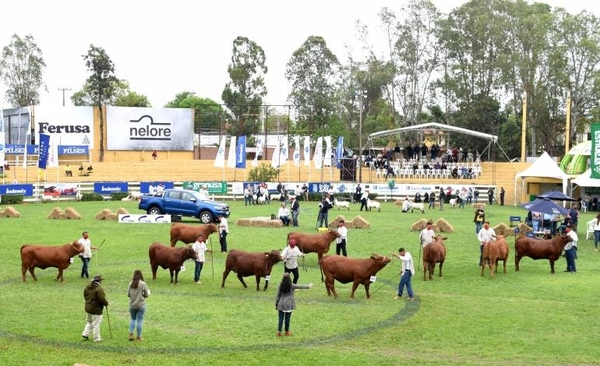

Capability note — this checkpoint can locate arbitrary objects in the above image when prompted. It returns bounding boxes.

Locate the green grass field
[0,199,598,366]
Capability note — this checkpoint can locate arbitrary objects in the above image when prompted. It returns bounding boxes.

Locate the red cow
[149,242,197,284]
[221,249,283,291]
[515,234,572,274]
[422,236,447,281]
[320,254,391,299]
[481,236,509,278]
[287,230,340,263]
[20,241,84,282]
[169,223,218,247]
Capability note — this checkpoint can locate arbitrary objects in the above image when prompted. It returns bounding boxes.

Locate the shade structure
[521,198,569,216]
[536,190,576,202]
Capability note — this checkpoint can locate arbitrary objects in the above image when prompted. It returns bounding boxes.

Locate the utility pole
[358,90,367,183]
[57,87,71,107]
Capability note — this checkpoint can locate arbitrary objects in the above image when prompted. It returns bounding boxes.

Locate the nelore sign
[34,106,94,148]
[107,107,193,151]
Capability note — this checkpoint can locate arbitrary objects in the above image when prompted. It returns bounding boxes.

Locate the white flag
[324,136,332,167]
[227,136,237,168]
[0,106,5,167]
[47,135,59,168]
[303,136,310,166]
[252,137,263,167]
[214,136,226,168]
[279,136,289,165]
[314,137,323,170]
[293,136,301,167]
[271,136,281,168]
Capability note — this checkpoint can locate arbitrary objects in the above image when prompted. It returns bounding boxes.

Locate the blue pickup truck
[138,189,230,224]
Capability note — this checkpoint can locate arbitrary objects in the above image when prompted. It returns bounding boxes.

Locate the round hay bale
[236,217,284,228]
[517,222,533,233]
[328,215,348,229]
[4,206,20,218]
[47,207,64,219]
[117,207,130,215]
[493,223,512,236]
[95,208,113,220]
[394,200,403,206]
[411,218,429,232]
[351,215,370,229]
[65,207,82,220]
[105,213,119,221]
[435,218,455,233]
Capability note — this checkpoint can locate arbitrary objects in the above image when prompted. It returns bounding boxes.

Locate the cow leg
[515,255,521,272]
[423,265,427,281]
[221,269,231,288]
[502,259,507,274]
[350,280,361,299]
[22,266,28,282]
[169,269,174,284]
[236,273,248,288]
[56,268,64,282]
[481,261,485,276]
[29,267,38,281]
[262,275,270,291]
[364,283,371,299]
[325,278,337,298]
[438,261,444,277]
[255,275,261,291]
[489,261,494,278]
[174,270,180,284]
[151,264,158,280]
[549,259,555,274]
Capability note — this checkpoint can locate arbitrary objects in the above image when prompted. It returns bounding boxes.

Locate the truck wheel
[148,207,162,215]
[199,211,213,224]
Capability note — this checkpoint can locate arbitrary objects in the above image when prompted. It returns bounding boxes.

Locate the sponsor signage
[0,184,34,196]
[592,124,600,179]
[94,182,129,194]
[59,145,89,155]
[140,181,175,194]
[118,214,171,223]
[107,107,193,151]
[4,144,88,156]
[182,181,227,194]
[34,106,94,148]
[5,144,38,155]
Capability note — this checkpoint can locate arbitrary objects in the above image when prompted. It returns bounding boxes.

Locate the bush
[80,192,104,201]
[2,195,24,204]
[111,192,129,201]
[247,163,281,182]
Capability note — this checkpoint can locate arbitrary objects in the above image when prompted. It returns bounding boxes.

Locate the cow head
[264,250,283,263]
[370,254,392,264]
[206,223,218,233]
[71,241,84,253]
[328,230,341,240]
[186,245,198,260]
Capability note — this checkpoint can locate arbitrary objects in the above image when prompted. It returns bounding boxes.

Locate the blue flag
[336,136,344,168]
[38,133,50,169]
[236,136,246,168]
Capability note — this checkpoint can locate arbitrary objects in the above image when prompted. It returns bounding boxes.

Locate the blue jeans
[565,248,577,272]
[278,311,292,332]
[194,261,204,282]
[80,257,90,278]
[317,211,329,228]
[595,231,600,249]
[397,271,413,298]
[291,210,299,227]
[475,222,483,234]
[129,306,146,337]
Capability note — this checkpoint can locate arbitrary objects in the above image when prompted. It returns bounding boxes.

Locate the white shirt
[593,218,600,231]
[78,237,92,258]
[219,217,229,234]
[337,226,348,243]
[477,227,496,244]
[398,252,415,275]
[192,240,208,262]
[277,207,289,218]
[282,246,303,269]
[402,200,412,212]
[565,230,578,250]
[361,192,369,201]
[420,228,436,247]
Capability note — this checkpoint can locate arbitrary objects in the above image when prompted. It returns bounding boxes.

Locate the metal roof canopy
[367,122,498,143]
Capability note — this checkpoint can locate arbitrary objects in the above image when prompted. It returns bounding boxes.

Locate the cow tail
[319,261,324,283]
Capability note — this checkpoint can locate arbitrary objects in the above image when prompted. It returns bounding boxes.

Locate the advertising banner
[118,214,171,224]
[34,106,94,147]
[0,184,34,196]
[38,133,50,169]
[140,181,174,194]
[592,124,600,179]
[94,182,129,194]
[107,106,193,151]
[182,181,227,194]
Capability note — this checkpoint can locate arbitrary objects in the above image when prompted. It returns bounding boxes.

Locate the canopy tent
[514,151,570,203]
[571,169,600,187]
[367,122,498,143]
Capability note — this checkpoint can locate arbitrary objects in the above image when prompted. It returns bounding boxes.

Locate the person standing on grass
[474,207,485,234]
[336,220,348,256]
[78,231,96,279]
[282,239,303,284]
[290,196,300,227]
[218,215,229,253]
[391,248,415,301]
[360,190,369,211]
[593,213,600,252]
[420,221,436,247]
[128,269,150,341]
[564,225,578,273]
[82,274,109,343]
[192,234,212,284]
[477,222,496,267]
[500,187,505,206]
[275,272,313,337]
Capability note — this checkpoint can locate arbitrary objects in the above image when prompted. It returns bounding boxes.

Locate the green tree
[0,34,46,106]
[72,80,150,107]
[166,92,229,134]
[286,36,341,133]
[247,163,281,182]
[221,36,267,137]
[76,45,119,162]
[115,91,151,107]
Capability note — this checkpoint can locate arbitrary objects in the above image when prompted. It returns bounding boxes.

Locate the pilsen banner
[592,124,600,179]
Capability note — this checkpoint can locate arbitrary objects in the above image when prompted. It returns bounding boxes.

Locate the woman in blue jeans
[128,270,151,341]
[593,214,600,252]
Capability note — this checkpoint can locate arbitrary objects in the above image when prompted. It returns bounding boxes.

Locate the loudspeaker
[339,159,356,181]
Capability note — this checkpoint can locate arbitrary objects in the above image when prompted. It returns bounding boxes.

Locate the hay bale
[95,208,113,220]
[328,215,348,229]
[47,207,64,219]
[394,200,404,206]
[117,207,130,215]
[105,213,119,221]
[65,207,82,220]
[435,218,455,233]
[411,218,429,232]
[517,222,533,233]
[236,217,284,228]
[472,203,486,210]
[4,206,20,218]
[351,215,370,229]
[493,223,513,237]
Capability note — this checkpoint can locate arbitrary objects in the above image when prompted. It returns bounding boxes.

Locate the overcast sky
[0,0,598,110]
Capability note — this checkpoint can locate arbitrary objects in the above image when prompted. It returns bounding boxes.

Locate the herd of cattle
[19,222,575,298]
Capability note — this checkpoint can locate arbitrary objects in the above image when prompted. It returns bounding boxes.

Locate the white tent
[368,122,498,142]
[514,151,570,202]
[572,169,600,187]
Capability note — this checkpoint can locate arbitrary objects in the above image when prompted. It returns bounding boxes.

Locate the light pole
[358,90,367,183]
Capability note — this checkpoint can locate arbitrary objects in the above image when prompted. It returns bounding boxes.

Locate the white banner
[314,137,323,170]
[106,106,193,150]
[303,136,310,167]
[279,136,289,165]
[47,135,59,168]
[324,136,332,167]
[252,137,263,167]
[293,136,300,167]
[271,136,282,168]
[118,214,172,223]
[34,106,94,147]
[227,136,237,168]
[214,136,226,168]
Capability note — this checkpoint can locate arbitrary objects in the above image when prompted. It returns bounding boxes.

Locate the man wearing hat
[282,239,304,284]
[82,274,109,342]
[290,195,300,227]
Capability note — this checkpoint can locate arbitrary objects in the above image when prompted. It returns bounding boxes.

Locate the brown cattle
[149,242,197,284]
[320,254,391,299]
[423,236,447,281]
[169,223,218,247]
[481,236,509,278]
[20,241,84,282]
[515,234,572,274]
[221,249,283,291]
[287,230,340,263]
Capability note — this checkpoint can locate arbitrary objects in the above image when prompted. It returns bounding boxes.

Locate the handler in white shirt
[477,221,496,267]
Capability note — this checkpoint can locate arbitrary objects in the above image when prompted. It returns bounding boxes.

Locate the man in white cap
[82,274,109,342]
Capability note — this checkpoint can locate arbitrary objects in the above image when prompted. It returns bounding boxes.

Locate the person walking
[593,213,600,252]
[439,187,445,211]
[420,221,436,247]
[500,187,505,206]
[275,273,313,337]
[564,225,578,273]
[477,222,496,267]
[336,220,348,256]
[282,239,303,284]
[81,274,109,343]
[316,194,332,229]
[360,190,369,211]
[78,231,97,279]
[391,248,415,301]
[428,191,436,210]
[474,207,485,234]
[290,196,300,227]
[218,215,229,253]
[128,269,150,341]
[192,234,212,284]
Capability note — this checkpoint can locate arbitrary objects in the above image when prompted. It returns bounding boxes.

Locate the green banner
[182,181,227,194]
[592,124,600,179]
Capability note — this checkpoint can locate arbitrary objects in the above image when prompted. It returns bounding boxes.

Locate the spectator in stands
[458,148,464,162]
[412,161,418,175]
[487,187,494,205]
[152,150,157,160]
[406,143,413,160]
[433,161,441,171]
[79,164,85,175]
[474,188,480,202]
[278,203,291,226]
[421,144,428,160]
[431,144,438,160]
[386,165,395,178]
[423,192,429,203]
[65,164,73,177]
[451,167,459,179]
[87,165,93,174]
[413,144,420,160]
[423,161,431,172]
[460,164,468,179]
